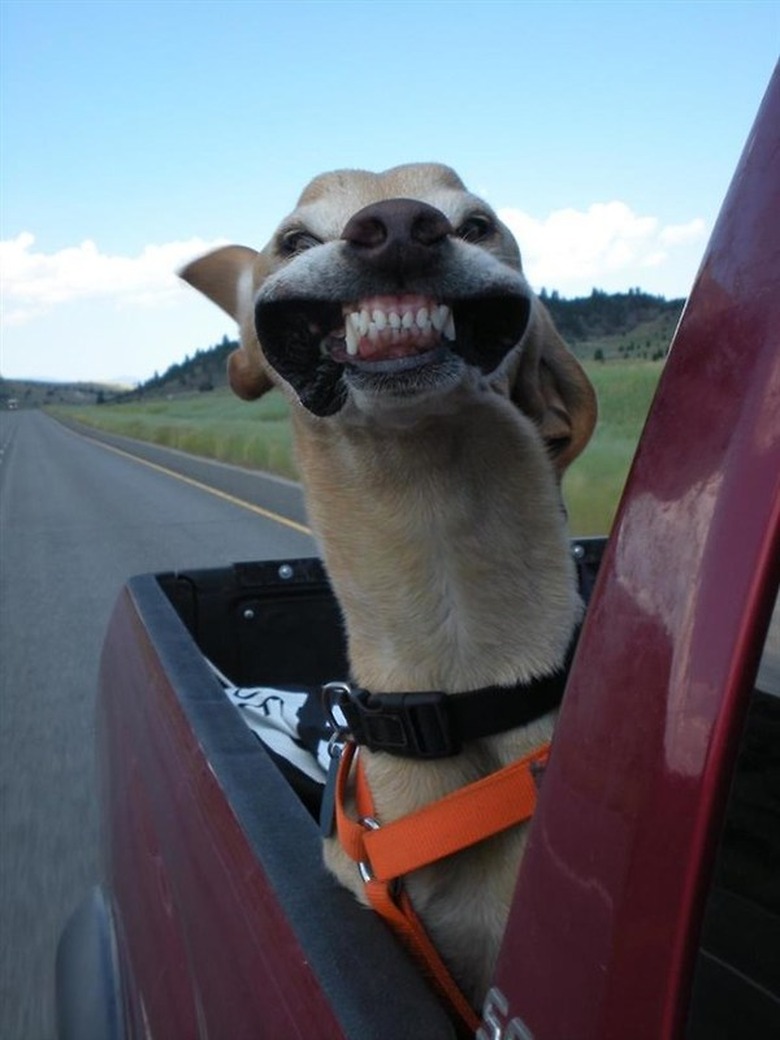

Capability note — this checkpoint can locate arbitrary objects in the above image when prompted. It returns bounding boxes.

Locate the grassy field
[52,360,663,536]
[562,361,662,534]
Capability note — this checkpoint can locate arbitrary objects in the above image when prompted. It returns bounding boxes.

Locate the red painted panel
[494,66,780,1039]
[98,590,347,1039]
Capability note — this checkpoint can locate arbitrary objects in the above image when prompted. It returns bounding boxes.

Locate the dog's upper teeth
[443,309,456,342]
[338,297,456,356]
[431,304,448,332]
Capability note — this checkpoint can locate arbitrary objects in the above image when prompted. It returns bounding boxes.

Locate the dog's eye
[279,228,323,256]
[456,214,496,244]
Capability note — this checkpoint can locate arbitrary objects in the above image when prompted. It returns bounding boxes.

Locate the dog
[181,163,596,1013]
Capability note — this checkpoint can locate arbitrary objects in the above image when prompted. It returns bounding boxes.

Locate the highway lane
[0,410,315,1040]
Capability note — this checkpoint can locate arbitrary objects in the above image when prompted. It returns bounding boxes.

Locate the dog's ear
[179,245,274,401]
[510,300,597,471]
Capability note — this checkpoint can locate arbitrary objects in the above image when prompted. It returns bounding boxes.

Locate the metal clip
[322,680,354,752]
[358,815,381,883]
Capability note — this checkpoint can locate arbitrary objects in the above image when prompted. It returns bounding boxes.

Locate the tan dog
[181,163,596,1011]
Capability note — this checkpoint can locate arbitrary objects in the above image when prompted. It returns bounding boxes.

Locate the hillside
[0,378,123,409]
[541,288,684,362]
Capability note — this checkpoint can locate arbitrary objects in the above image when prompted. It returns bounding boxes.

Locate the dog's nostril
[411,211,451,247]
[344,215,387,249]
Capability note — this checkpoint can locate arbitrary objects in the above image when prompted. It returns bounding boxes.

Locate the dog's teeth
[345,319,359,356]
[340,299,451,352]
[443,310,456,341]
[432,304,449,333]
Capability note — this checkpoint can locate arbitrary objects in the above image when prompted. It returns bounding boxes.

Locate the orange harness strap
[334,740,550,1035]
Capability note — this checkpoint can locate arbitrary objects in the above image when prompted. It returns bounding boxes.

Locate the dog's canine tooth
[345,318,359,356]
[443,309,456,341]
[432,304,449,333]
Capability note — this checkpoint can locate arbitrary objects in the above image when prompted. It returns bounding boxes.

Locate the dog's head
[181,163,596,468]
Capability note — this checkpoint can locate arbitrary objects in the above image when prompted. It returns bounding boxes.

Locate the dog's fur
[181,163,596,1009]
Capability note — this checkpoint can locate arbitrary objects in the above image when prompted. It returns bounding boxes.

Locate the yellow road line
[75,429,313,536]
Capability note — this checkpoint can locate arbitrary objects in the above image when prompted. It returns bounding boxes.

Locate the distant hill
[540,288,684,362]
[0,378,124,409]
[3,290,685,408]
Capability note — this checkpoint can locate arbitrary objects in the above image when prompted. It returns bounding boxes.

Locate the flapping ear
[510,299,597,471]
[179,245,274,401]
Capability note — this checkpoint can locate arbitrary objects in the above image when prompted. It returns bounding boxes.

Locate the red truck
[56,68,779,1039]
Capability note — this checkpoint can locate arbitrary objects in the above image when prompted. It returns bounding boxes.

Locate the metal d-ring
[358,815,381,883]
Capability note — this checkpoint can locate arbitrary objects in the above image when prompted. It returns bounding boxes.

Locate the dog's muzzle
[255,198,531,416]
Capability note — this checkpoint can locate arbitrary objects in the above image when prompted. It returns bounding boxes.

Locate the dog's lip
[339,345,449,374]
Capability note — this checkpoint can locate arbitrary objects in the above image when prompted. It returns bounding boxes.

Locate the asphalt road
[0,410,315,1040]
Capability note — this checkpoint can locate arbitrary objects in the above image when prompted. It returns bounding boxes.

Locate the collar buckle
[322,682,459,758]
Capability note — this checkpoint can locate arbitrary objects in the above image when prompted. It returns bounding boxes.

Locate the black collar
[322,633,577,760]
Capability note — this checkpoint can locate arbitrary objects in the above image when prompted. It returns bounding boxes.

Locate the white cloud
[659,218,707,246]
[498,202,707,296]
[0,232,227,325]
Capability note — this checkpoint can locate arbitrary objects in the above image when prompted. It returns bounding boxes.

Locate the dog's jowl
[181,163,596,1023]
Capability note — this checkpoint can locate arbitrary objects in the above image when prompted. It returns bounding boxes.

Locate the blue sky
[1,0,777,384]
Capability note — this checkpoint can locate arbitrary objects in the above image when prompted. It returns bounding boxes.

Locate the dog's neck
[293,381,581,697]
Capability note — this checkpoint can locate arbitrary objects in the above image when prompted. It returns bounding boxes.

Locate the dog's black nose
[341,198,453,278]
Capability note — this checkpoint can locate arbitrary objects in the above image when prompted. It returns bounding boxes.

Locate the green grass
[563,360,662,534]
[52,389,299,479]
[51,360,664,536]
